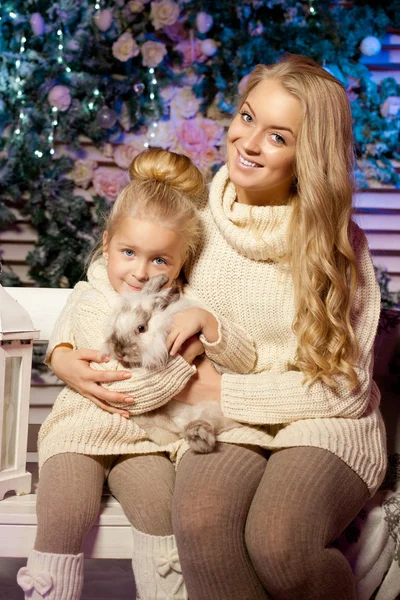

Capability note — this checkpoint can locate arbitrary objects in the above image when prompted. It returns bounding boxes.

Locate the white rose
[170,87,201,119]
[152,120,176,149]
[128,0,145,13]
[112,32,140,62]
[114,143,142,169]
[380,96,400,118]
[160,85,177,105]
[196,12,213,34]
[71,159,97,189]
[150,0,180,30]
[48,85,71,112]
[141,40,167,68]
[200,39,218,57]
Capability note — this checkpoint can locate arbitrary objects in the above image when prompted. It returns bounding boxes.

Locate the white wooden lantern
[0,284,39,501]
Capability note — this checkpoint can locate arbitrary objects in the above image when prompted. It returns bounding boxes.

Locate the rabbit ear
[142,274,169,295]
[153,284,181,312]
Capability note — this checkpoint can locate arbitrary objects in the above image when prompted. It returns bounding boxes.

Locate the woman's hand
[173,355,222,406]
[167,308,219,356]
[50,345,133,418]
[178,335,205,365]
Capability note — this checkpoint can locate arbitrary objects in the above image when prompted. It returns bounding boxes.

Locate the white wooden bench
[0,287,132,559]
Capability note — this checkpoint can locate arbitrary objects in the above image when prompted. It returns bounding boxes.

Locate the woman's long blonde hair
[96,148,205,264]
[240,54,359,388]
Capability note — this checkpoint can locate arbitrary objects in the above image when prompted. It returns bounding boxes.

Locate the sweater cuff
[200,315,256,374]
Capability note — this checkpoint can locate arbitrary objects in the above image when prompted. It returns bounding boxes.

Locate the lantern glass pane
[1,356,22,470]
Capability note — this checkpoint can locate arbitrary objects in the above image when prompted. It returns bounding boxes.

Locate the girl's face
[227,78,301,206]
[103,217,184,294]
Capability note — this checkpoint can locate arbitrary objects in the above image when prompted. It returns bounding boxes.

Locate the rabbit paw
[184,420,216,454]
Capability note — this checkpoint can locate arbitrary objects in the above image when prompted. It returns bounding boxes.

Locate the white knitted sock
[131,527,188,600]
[16,549,84,600]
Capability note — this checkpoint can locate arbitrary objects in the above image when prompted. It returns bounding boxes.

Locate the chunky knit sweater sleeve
[183,285,256,374]
[221,226,381,425]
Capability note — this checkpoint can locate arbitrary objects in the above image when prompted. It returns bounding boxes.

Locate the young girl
[48,55,387,600]
[17,148,256,600]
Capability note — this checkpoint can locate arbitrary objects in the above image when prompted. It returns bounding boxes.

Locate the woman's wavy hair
[240,54,359,389]
[91,148,205,266]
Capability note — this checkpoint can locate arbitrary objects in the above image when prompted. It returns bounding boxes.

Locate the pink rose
[201,118,225,145]
[48,85,71,112]
[175,117,208,154]
[93,168,128,202]
[112,32,140,62]
[141,40,167,68]
[175,39,206,67]
[196,12,213,34]
[94,9,113,32]
[30,13,45,36]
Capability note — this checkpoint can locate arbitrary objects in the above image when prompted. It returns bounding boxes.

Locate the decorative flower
[202,117,225,146]
[152,119,176,149]
[160,86,177,106]
[380,96,400,118]
[141,40,168,68]
[94,9,114,32]
[360,36,382,57]
[128,0,145,13]
[30,13,45,36]
[175,39,206,67]
[164,21,189,42]
[48,85,71,112]
[170,88,201,119]
[196,12,213,34]
[114,141,145,169]
[193,146,224,179]
[150,0,180,30]
[71,159,98,189]
[200,39,218,57]
[175,117,208,155]
[155,548,182,576]
[93,167,128,202]
[112,32,140,62]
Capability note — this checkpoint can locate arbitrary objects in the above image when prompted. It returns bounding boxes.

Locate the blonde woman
[44,55,385,599]
[18,149,257,600]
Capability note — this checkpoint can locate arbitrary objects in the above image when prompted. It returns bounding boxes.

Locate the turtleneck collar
[208,165,292,262]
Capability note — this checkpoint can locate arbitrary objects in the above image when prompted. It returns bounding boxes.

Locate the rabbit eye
[137,325,147,334]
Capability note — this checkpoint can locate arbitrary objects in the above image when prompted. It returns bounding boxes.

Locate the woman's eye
[272,133,285,145]
[123,249,134,257]
[154,257,166,265]
[136,324,147,334]
[240,111,252,123]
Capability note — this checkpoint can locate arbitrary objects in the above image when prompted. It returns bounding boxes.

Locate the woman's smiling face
[227,78,302,206]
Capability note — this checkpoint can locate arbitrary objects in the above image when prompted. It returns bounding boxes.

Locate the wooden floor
[0,557,136,599]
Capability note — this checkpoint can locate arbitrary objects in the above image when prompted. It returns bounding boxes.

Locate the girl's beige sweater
[40,165,386,495]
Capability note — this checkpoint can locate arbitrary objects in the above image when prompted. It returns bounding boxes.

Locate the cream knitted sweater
[40,164,386,494]
[38,253,256,470]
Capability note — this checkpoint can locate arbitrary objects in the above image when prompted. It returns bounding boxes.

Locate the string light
[145,68,159,148]
[14,35,27,139]
[309,0,317,16]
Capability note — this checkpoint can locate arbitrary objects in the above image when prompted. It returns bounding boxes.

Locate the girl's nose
[133,261,149,282]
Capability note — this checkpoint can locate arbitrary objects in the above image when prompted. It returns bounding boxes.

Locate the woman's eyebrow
[244,100,295,137]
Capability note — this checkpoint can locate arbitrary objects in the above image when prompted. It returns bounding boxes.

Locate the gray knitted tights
[172,443,370,600]
[34,452,175,554]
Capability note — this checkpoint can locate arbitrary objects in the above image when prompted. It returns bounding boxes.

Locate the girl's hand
[50,345,133,419]
[178,335,205,365]
[173,355,222,406]
[167,308,219,356]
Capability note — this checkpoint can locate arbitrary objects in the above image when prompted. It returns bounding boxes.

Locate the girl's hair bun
[129,148,204,198]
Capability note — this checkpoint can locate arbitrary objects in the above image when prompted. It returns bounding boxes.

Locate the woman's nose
[242,130,262,155]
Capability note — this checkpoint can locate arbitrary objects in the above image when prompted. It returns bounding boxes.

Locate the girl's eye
[154,257,167,265]
[136,324,147,334]
[272,133,286,145]
[123,249,134,257]
[239,111,252,123]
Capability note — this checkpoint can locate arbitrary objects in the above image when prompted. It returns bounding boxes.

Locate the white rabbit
[103,273,240,453]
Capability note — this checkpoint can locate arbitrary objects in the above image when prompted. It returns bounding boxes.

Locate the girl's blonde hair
[240,54,359,389]
[99,148,205,263]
